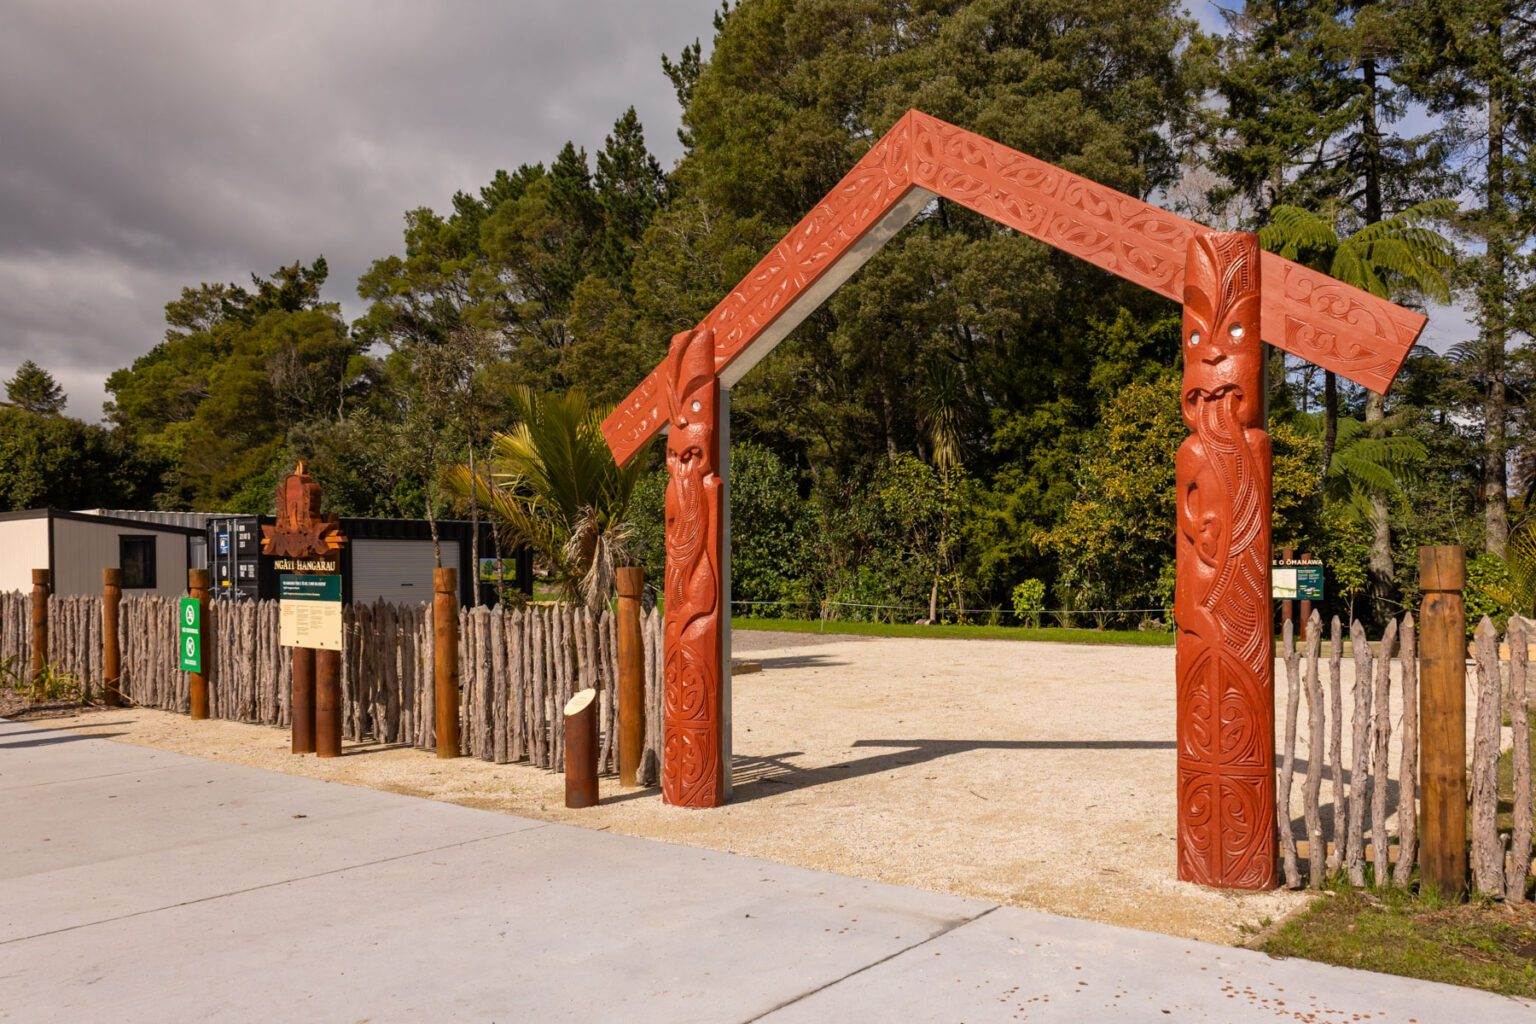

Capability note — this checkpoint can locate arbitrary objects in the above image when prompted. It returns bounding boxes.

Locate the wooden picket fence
[9,589,1533,896]
[1274,611,1534,899]
[7,593,665,782]
[0,590,32,680]
[47,595,105,693]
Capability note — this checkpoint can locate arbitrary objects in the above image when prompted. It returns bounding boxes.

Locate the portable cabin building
[0,508,202,597]
[0,509,531,606]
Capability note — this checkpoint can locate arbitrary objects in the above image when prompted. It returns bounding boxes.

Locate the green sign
[279,574,342,602]
[1272,561,1325,602]
[178,596,202,673]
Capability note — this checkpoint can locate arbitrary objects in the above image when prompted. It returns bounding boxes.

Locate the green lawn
[732,615,1176,647]
[1263,885,1536,999]
[1265,708,1536,998]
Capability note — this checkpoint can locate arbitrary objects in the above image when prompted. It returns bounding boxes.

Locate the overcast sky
[0,1,1472,420]
[0,0,719,418]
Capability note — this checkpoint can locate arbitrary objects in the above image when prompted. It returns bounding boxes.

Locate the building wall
[49,516,190,598]
[0,516,50,593]
[351,538,460,605]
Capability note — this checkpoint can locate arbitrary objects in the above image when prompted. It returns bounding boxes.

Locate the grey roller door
[350,539,458,605]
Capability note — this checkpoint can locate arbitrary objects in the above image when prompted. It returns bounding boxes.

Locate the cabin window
[120,535,157,589]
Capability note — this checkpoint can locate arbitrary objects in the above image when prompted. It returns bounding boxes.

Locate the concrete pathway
[0,717,1529,1023]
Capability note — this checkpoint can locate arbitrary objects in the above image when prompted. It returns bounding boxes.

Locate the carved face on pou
[1181,233,1262,428]
[664,327,717,476]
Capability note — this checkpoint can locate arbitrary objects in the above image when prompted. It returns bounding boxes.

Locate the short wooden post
[187,568,211,720]
[616,566,645,787]
[291,647,316,754]
[1298,550,1313,625]
[102,568,122,708]
[434,567,460,758]
[1419,545,1467,898]
[315,648,342,757]
[564,687,599,808]
[30,568,49,699]
[1281,547,1295,629]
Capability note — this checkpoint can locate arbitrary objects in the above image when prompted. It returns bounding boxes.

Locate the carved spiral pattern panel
[603,109,1425,465]
[1175,232,1276,890]
[661,328,726,808]
[909,111,1193,300]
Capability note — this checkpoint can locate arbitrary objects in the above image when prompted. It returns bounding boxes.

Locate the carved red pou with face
[1181,233,1262,430]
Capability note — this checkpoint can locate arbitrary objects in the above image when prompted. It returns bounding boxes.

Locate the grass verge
[732,616,1176,647]
[1263,885,1536,999]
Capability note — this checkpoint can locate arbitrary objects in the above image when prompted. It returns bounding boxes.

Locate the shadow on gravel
[727,738,1177,803]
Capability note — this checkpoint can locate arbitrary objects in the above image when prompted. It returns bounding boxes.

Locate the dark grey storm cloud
[0,0,718,417]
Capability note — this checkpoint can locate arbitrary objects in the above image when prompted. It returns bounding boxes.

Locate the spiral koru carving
[1175,232,1277,889]
[661,327,726,808]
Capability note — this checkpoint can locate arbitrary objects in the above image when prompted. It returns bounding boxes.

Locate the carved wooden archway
[602,110,1425,890]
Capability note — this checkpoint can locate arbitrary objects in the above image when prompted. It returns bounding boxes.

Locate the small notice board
[279,573,343,651]
[1272,559,1325,601]
[178,596,202,673]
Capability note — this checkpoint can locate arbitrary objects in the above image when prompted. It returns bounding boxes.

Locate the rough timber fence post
[660,328,727,808]
[102,568,122,708]
[30,569,49,699]
[1418,545,1467,898]
[292,646,316,754]
[1175,231,1277,890]
[315,647,342,757]
[434,567,461,758]
[188,569,210,720]
[616,566,646,787]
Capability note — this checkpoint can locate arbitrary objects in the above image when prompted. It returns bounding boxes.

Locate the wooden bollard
[315,648,342,757]
[434,567,460,758]
[291,647,316,754]
[102,568,122,707]
[1419,545,1467,898]
[188,569,211,720]
[30,569,49,699]
[564,687,599,808]
[616,566,645,787]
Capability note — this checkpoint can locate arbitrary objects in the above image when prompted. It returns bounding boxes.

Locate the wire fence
[728,598,1174,632]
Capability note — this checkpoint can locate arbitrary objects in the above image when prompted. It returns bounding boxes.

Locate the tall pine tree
[1213,0,1453,618]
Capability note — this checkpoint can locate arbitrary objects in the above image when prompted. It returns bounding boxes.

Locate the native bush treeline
[12,0,1536,626]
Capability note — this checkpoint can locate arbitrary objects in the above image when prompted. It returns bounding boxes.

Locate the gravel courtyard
[53,628,1431,944]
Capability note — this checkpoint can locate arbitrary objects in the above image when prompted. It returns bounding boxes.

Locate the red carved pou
[661,327,726,808]
[1175,232,1275,889]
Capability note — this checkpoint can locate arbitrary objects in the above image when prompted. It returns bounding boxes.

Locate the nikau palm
[1260,199,1455,474]
[1260,199,1455,616]
[447,387,641,609]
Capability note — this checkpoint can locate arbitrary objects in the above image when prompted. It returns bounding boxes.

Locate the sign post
[183,569,210,719]
[1272,557,1325,603]
[178,596,202,673]
[278,574,343,650]
[261,460,348,756]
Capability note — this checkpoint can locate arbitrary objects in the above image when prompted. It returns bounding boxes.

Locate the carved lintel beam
[602,110,1427,466]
